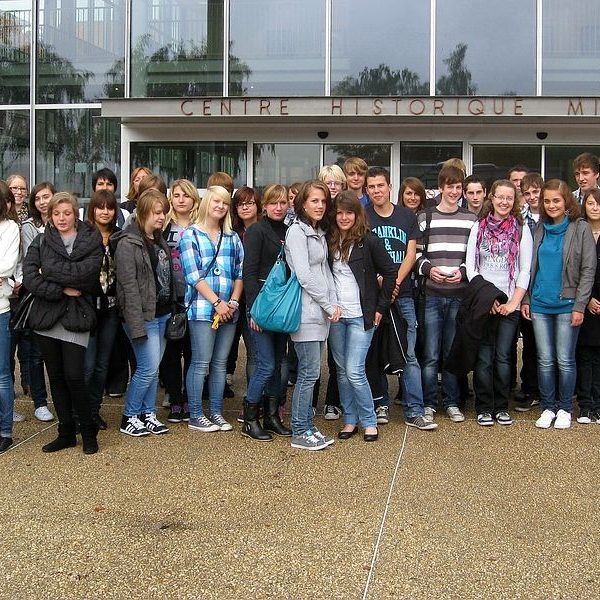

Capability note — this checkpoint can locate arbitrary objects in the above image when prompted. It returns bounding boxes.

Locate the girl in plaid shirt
[180,185,244,433]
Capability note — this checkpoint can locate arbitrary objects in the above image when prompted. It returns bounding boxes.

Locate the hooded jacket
[111,222,175,340]
[23,220,102,331]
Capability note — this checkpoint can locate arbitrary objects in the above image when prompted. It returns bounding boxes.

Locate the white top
[332,255,362,319]
[465,221,533,301]
[0,219,21,314]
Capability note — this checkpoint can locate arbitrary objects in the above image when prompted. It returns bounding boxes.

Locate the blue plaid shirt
[179,225,244,321]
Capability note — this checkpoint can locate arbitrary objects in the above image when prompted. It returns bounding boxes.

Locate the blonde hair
[318,164,347,186]
[48,191,79,221]
[166,179,201,227]
[196,185,233,233]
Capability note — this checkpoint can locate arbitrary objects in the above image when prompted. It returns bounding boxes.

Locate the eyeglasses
[238,201,256,208]
[325,181,343,188]
[493,195,514,202]
[9,186,27,193]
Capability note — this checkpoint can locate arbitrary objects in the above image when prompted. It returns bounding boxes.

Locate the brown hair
[521,172,544,191]
[329,191,370,262]
[138,173,167,196]
[126,167,153,201]
[207,171,234,196]
[293,180,332,230]
[399,177,426,212]
[87,189,118,230]
[135,189,170,237]
[573,153,599,174]
[29,182,56,227]
[583,188,600,220]
[343,157,368,175]
[480,180,523,222]
[438,165,464,189]
[540,179,581,222]
[0,181,15,222]
[231,186,261,233]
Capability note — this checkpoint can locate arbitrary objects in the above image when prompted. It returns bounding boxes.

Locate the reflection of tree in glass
[327,146,391,171]
[0,10,30,104]
[333,64,429,96]
[436,43,476,95]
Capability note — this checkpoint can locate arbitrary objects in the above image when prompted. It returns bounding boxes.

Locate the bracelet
[228,299,240,307]
[213,298,222,307]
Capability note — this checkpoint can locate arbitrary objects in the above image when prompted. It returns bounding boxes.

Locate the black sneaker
[141,412,169,435]
[182,402,190,422]
[577,410,593,424]
[514,394,540,412]
[167,405,184,423]
[120,415,150,437]
[405,415,438,430]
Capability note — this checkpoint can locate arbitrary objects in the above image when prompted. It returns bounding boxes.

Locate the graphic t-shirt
[365,204,419,297]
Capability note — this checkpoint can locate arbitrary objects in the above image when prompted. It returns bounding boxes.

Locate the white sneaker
[13,411,25,423]
[446,406,465,423]
[424,407,436,422]
[554,409,571,429]
[34,406,55,422]
[535,409,556,429]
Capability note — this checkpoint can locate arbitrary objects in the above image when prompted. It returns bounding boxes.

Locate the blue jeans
[291,341,323,436]
[329,317,376,428]
[10,329,47,408]
[246,328,287,405]
[186,320,237,418]
[85,308,120,414]
[531,311,580,412]
[421,295,461,410]
[473,312,519,414]
[0,312,14,438]
[395,297,425,418]
[122,313,170,416]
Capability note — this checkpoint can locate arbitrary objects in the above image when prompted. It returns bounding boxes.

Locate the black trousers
[35,334,92,437]
[576,345,600,413]
[519,317,539,395]
[159,331,192,405]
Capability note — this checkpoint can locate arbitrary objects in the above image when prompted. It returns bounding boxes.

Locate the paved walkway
[2,386,598,599]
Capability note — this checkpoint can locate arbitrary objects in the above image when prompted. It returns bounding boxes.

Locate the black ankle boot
[81,423,99,455]
[242,401,272,442]
[42,436,77,453]
[263,396,292,437]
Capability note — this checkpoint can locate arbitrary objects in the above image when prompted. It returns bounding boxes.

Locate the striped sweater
[416,207,477,297]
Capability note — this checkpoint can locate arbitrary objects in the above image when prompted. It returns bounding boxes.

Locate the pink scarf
[475,214,520,286]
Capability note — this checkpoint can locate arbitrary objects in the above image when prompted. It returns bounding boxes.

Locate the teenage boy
[343,157,369,206]
[83,168,129,226]
[364,167,437,430]
[416,166,477,423]
[572,153,600,203]
[463,175,486,216]
[515,172,544,411]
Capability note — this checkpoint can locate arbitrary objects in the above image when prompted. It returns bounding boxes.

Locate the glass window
[544,146,600,190]
[324,145,391,171]
[436,1,535,95]
[472,145,541,188]
[230,0,325,96]
[400,142,463,190]
[543,0,600,94]
[129,142,247,189]
[332,1,429,95]
[131,0,223,98]
[37,0,125,103]
[0,2,31,104]
[0,110,30,179]
[36,109,120,199]
[253,144,320,189]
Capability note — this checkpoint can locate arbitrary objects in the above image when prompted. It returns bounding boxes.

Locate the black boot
[43,422,77,453]
[242,401,272,442]
[263,396,292,437]
[81,422,99,455]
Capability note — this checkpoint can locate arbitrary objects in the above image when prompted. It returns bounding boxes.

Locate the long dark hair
[87,189,118,231]
[293,180,332,231]
[0,181,15,222]
[328,191,370,262]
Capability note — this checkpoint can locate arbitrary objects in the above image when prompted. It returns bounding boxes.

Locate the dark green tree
[436,43,477,95]
[332,64,428,96]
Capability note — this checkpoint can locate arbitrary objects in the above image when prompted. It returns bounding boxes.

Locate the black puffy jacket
[23,221,103,332]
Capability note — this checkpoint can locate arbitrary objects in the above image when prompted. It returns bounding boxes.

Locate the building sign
[102,96,600,121]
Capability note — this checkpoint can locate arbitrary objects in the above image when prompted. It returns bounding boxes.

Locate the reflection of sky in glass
[332,0,429,91]
[436,0,535,95]
[230,0,325,95]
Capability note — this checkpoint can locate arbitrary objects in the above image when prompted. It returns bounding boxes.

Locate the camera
[536,131,548,140]
[317,131,329,140]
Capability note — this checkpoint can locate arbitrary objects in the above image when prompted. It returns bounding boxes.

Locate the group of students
[0,151,599,454]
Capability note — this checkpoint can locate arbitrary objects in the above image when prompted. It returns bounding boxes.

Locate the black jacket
[23,221,103,332]
[330,231,398,330]
[243,217,288,310]
[578,235,600,347]
[445,275,508,376]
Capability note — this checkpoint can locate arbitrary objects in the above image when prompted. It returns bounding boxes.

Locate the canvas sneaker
[34,406,55,422]
[312,428,335,447]
[446,406,465,422]
[514,394,540,412]
[554,409,571,430]
[376,405,389,424]
[424,407,436,422]
[290,431,328,451]
[141,412,169,435]
[405,415,438,430]
[495,411,513,426]
[323,404,342,420]
[120,415,150,437]
[535,409,556,429]
[576,410,593,424]
[182,402,190,422]
[167,405,184,423]
[210,413,233,431]
[477,413,494,426]
[188,416,220,432]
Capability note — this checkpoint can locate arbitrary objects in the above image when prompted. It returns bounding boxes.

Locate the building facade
[2,0,600,197]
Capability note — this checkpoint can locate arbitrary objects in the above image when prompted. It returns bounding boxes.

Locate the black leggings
[35,334,92,437]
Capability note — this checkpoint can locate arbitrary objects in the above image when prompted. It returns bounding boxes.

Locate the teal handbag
[250,248,302,333]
